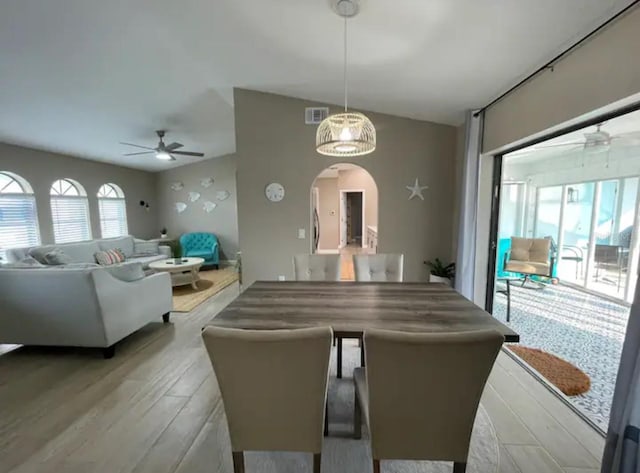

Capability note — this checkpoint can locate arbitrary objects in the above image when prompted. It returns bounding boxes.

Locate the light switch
[298,228,306,239]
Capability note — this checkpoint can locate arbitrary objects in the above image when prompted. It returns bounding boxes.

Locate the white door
[339,192,347,248]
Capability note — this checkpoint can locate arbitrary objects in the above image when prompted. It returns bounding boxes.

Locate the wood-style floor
[0,283,604,473]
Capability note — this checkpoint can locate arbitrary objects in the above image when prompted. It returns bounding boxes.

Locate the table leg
[337,337,343,379]
[191,268,199,290]
[506,279,511,323]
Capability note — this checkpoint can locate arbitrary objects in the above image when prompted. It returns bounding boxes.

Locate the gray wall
[483,7,640,153]
[0,142,158,243]
[156,154,239,260]
[235,88,457,285]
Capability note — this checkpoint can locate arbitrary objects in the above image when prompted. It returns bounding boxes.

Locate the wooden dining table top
[207,281,519,343]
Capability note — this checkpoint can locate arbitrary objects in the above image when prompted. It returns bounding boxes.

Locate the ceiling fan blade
[124,151,155,156]
[535,141,585,149]
[119,142,156,150]
[165,142,183,151]
[171,151,204,157]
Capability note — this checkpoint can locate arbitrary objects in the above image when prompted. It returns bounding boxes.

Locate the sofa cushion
[44,249,73,265]
[30,241,101,264]
[133,240,160,256]
[99,236,135,258]
[95,249,126,266]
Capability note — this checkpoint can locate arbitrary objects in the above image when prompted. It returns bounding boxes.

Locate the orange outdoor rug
[508,345,591,396]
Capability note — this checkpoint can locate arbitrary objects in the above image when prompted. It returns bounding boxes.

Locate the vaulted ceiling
[0,0,633,171]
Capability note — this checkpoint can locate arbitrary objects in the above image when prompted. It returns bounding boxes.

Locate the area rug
[227,341,500,473]
[508,345,591,396]
[172,267,238,312]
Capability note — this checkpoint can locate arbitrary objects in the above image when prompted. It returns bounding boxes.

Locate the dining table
[207,280,520,379]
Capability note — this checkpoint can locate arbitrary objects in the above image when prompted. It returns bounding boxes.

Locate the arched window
[97,183,128,238]
[50,178,92,243]
[0,172,41,260]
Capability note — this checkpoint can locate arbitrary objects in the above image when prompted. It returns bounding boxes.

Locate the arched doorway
[311,163,378,280]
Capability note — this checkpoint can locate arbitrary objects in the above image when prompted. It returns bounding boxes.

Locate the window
[97,183,128,238]
[50,178,91,243]
[0,172,40,260]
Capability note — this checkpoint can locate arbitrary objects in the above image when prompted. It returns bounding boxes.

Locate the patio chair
[504,237,555,287]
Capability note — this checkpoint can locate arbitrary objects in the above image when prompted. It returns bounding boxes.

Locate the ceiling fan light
[316,112,376,157]
[155,150,172,160]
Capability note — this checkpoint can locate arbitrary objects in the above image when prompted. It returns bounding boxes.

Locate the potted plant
[424,258,455,286]
[160,227,168,239]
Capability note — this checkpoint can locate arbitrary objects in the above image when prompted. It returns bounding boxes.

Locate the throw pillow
[94,248,126,266]
[105,262,145,282]
[133,240,160,256]
[43,249,73,265]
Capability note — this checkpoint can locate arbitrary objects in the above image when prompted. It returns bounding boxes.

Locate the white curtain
[455,111,483,299]
[602,261,640,473]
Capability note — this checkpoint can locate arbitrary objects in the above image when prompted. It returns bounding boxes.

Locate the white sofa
[5,235,172,268]
[0,236,174,358]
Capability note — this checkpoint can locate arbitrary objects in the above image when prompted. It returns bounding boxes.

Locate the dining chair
[353,329,504,473]
[293,254,341,281]
[353,254,404,282]
[202,326,333,473]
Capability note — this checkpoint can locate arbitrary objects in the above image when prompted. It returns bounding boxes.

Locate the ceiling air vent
[305,107,329,125]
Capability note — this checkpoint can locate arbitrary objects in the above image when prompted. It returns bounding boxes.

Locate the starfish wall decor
[406,178,429,200]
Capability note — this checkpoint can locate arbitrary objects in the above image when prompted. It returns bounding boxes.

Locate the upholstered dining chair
[293,254,341,281]
[353,254,404,282]
[353,329,504,473]
[201,326,332,473]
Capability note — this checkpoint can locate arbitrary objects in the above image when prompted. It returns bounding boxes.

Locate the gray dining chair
[354,329,504,473]
[293,254,341,281]
[353,254,404,282]
[202,326,333,473]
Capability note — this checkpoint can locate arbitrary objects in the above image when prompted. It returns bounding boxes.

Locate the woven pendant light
[316,0,376,157]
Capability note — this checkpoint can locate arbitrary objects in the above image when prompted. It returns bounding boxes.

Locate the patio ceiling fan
[535,123,640,152]
[120,130,205,161]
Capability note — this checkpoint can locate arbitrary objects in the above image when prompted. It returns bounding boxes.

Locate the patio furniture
[179,232,220,269]
[594,244,624,290]
[353,329,504,473]
[504,237,555,286]
[495,276,520,322]
[201,326,332,473]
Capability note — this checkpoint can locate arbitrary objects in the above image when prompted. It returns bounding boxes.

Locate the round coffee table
[149,257,205,290]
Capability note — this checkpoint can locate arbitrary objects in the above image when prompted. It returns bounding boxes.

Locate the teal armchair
[180,232,220,268]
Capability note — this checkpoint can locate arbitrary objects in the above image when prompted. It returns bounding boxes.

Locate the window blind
[51,196,92,243]
[99,198,128,238]
[0,195,41,261]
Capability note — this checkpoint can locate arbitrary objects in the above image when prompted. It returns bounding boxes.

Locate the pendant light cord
[343,14,348,112]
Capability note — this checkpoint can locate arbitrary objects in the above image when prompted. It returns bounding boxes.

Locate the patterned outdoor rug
[172,267,239,312]
[493,281,629,430]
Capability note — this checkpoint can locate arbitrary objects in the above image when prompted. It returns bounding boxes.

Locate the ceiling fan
[120,130,204,161]
[535,123,640,152]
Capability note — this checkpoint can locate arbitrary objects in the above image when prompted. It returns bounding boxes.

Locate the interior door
[339,192,347,248]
